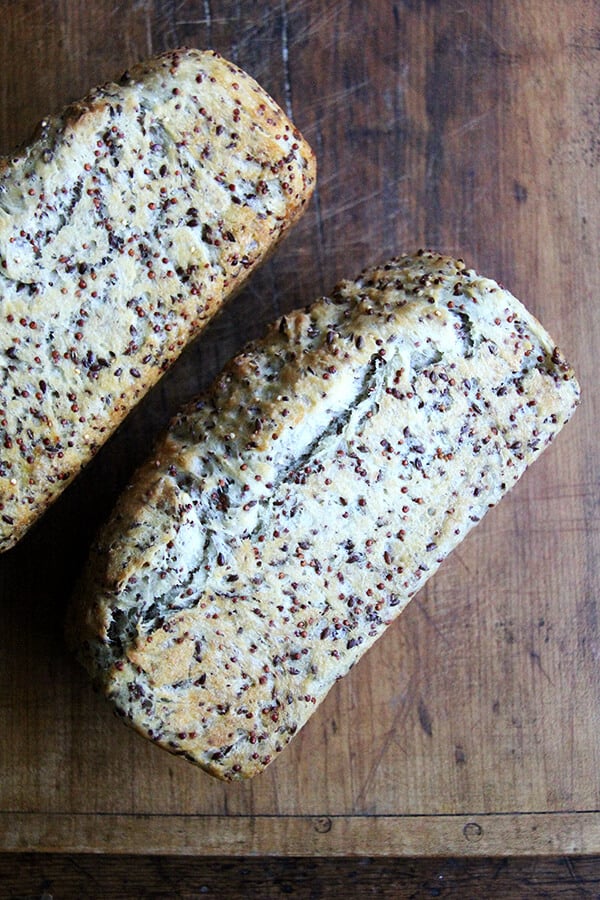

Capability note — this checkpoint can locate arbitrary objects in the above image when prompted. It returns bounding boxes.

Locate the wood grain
[2,854,600,899]
[0,0,598,856]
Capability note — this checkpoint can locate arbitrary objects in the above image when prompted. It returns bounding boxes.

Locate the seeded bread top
[69,252,579,780]
[0,48,315,550]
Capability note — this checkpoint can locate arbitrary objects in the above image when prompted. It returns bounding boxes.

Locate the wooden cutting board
[0,0,598,856]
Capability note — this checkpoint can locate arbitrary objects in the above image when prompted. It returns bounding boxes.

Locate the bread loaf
[0,48,315,550]
[68,252,580,780]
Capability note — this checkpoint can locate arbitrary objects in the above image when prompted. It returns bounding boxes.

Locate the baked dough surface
[0,48,315,549]
[69,252,579,780]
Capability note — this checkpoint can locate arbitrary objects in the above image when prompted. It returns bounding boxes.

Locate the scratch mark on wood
[145,6,153,57]
[568,42,600,52]
[418,697,434,737]
[452,550,473,576]
[354,694,413,806]
[228,1,242,63]
[529,647,555,686]
[302,80,370,122]
[447,108,495,139]
[288,1,352,47]
[424,44,446,248]
[280,0,294,120]
[67,855,104,889]
[412,597,451,646]
[461,6,511,55]
[563,854,586,888]
[175,13,231,35]
[521,480,600,503]
[204,0,213,48]
[310,123,327,296]
[315,187,386,222]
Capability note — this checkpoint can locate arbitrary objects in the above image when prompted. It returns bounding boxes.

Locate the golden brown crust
[0,48,315,550]
[68,252,579,780]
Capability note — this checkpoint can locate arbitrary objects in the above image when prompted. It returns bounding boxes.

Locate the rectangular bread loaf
[0,48,315,550]
[68,252,580,780]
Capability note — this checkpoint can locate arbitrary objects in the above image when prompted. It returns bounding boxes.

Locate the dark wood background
[2,853,600,898]
[0,0,599,894]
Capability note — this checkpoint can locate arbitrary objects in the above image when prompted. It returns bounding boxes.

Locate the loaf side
[0,48,316,550]
[68,252,580,780]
